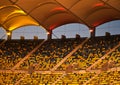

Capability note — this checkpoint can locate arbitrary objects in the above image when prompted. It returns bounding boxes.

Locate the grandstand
[0,0,120,85]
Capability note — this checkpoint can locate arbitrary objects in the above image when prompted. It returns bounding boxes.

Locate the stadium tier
[0,35,120,85]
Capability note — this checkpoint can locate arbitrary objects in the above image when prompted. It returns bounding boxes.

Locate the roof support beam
[68,0,81,9]
[8,0,19,4]
[99,0,120,13]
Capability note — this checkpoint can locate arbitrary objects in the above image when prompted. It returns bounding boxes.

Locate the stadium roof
[0,0,120,32]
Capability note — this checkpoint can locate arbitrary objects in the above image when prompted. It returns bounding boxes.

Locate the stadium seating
[0,73,24,85]
[0,40,43,69]
[18,38,85,70]
[57,35,120,71]
[88,71,120,85]
[0,35,120,84]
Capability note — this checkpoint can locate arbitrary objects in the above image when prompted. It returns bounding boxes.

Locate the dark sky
[0,20,120,39]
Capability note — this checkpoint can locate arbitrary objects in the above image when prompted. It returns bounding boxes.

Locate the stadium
[0,0,120,85]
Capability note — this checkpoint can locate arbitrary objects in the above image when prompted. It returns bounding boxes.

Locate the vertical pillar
[7,31,12,40]
[47,30,52,40]
[90,27,96,37]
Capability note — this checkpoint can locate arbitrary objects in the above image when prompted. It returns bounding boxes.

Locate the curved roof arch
[0,0,120,32]
[3,15,39,31]
[87,8,120,27]
[44,13,79,30]
[29,2,61,22]
[0,5,25,24]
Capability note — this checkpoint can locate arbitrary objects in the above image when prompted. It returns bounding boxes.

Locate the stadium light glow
[7,32,11,35]
[90,29,93,33]
[93,3,104,7]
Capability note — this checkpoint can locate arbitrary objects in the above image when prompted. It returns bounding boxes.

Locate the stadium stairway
[86,41,120,71]
[52,73,67,85]
[51,39,120,85]
[50,38,89,72]
[51,38,89,84]
[0,39,6,47]
[13,38,89,85]
[83,41,120,85]
[11,39,46,71]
